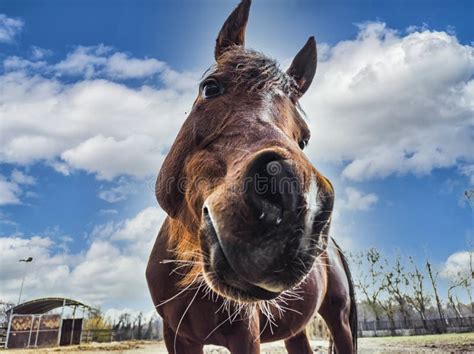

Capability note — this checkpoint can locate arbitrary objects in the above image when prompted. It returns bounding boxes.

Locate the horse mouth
[201,211,281,301]
[199,206,331,302]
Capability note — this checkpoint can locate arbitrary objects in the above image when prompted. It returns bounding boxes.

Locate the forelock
[208,47,299,96]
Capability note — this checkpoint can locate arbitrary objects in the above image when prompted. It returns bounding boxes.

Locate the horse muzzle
[199,151,334,302]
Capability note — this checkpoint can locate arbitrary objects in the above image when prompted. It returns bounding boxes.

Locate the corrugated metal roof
[7,298,91,315]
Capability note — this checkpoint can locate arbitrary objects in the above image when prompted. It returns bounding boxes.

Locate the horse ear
[286,36,317,96]
[215,0,251,60]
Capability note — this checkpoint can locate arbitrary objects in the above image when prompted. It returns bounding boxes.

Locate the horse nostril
[244,151,298,224]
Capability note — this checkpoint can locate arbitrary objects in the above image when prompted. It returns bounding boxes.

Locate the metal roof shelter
[7,298,89,315]
[5,297,92,349]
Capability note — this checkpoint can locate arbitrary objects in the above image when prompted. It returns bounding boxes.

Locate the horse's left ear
[215,0,251,60]
[287,36,317,96]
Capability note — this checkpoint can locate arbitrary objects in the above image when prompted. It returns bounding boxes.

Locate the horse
[146,1,357,353]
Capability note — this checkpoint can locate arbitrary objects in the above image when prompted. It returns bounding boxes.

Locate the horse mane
[166,216,203,288]
[210,46,300,97]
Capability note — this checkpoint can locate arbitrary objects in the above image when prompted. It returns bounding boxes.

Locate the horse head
[156,0,334,302]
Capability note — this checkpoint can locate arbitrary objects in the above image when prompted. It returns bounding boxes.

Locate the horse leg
[318,239,357,354]
[284,330,313,354]
[226,312,261,354]
[163,321,204,354]
[227,336,260,354]
[319,303,353,354]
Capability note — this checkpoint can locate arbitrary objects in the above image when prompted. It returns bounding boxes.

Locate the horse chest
[160,265,325,346]
[260,267,326,342]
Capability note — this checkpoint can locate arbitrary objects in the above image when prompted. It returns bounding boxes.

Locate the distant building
[4,297,91,349]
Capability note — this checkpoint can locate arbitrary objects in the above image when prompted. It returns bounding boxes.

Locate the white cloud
[303,22,474,181]
[62,135,164,180]
[0,236,71,298]
[3,56,48,71]
[10,170,35,185]
[30,46,52,60]
[105,52,166,79]
[406,23,429,34]
[440,251,473,279]
[54,45,165,79]
[338,187,378,211]
[326,206,357,252]
[0,64,196,178]
[97,177,137,202]
[54,45,110,77]
[0,14,23,43]
[112,207,161,246]
[460,164,474,185]
[0,170,35,205]
[5,45,165,80]
[0,177,20,205]
[0,207,165,309]
[99,209,118,215]
[1,22,472,185]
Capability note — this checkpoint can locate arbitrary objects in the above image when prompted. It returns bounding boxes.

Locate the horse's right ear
[287,36,317,97]
[215,0,251,60]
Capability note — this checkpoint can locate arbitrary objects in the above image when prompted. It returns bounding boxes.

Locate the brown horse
[146,1,357,353]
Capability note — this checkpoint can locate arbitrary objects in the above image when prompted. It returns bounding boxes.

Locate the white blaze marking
[204,202,222,241]
[257,92,275,124]
[304,176,321,237]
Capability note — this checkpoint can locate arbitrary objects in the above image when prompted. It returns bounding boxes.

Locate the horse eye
[298,139,308,150]
[202,79,222,99]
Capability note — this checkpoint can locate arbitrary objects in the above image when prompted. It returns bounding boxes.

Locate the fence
[81,329,114,343]
[81,321,163,344]
[5,314,62,348]
[358,316,474,337]
[0,326,6,347]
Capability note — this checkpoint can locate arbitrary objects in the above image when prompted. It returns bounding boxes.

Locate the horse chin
[199,224,315,303]
[200,228,283,303]
[201,247,313,303]
[202,268,282,303]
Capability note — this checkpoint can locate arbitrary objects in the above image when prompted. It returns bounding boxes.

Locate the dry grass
[2,333,473,353]
[358,332,474,353]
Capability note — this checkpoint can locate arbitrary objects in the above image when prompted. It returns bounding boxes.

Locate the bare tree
[351,249,386,322]
[144,316,153,339]
[464,191,474,314]
[0,301,14,327]
[404,257,430,328]
[85,307,111,330]
[377,297,397,335]
[384,255,411,325]
[465,239,474,314]
[447,276,466,319]
[135,312,143,340]
[426,260,446,331]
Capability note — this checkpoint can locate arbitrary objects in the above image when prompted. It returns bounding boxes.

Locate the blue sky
[0,0,472,313]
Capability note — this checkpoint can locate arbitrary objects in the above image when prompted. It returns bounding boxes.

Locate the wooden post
[34,315,42,347]
[70,306,76,345]
[4,310,14,349]
[27,315,34,348]
[79,307,85,345]
[57,299,66,346]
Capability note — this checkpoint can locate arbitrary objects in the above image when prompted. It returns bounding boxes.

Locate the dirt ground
[2,333,473,353]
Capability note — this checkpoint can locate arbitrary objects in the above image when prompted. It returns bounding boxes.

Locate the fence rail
[81,329,114,343]
[358,316,474,337]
